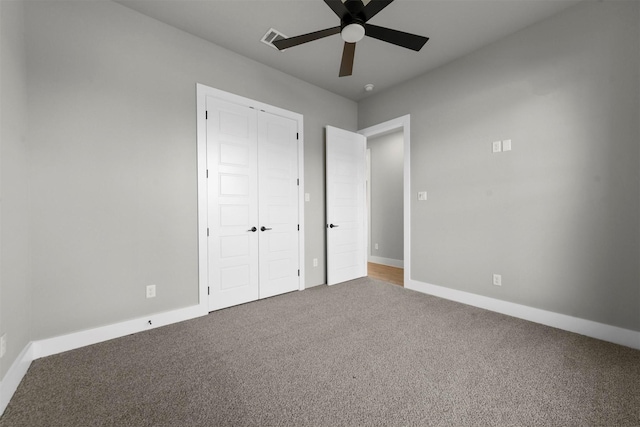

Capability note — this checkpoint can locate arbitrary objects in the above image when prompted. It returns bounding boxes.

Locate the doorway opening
[366,129,404,286]
[359,115,411,287]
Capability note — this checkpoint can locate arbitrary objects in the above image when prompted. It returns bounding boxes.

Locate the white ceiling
[115,0,582,101]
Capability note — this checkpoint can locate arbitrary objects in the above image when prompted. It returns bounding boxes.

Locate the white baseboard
[406,279,640,350]
[368,256,404,268]
[0,303,206,416]
[34,304,206,359]
[0,342,35,416]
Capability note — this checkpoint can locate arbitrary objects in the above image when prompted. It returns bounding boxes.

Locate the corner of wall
[0,343,34,416]
[1,0,32,383]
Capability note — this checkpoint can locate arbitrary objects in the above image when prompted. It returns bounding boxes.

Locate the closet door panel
[258,112,300,299]
[207,97,259,310]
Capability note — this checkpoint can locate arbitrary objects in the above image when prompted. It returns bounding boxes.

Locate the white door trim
[358,115,410,285]
[365,148,371,262]
[196,84,305,312]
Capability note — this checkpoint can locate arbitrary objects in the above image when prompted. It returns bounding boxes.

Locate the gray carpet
[2,278,639,426]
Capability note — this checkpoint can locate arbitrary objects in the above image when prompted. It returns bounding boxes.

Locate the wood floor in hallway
[367,262,403,286]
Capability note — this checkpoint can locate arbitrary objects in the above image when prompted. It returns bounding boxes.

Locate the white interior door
[207,96,259,310]
[258,112,300,298]
[326,126,367,286]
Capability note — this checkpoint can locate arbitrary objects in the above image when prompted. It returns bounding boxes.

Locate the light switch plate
[492,141,502,153]
[0,334,6,358]
[417,191,427,201]
[304,193,310,202]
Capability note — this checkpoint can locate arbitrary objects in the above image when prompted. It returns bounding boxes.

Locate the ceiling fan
[273,0,429,77]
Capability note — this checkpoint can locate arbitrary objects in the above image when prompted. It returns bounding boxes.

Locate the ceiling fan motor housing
[344,0,366,17]
[340,8,366,44]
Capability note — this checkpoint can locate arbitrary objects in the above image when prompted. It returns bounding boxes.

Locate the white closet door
[207,96,259,310]
[326,126,367,286]
[258,112,300,298]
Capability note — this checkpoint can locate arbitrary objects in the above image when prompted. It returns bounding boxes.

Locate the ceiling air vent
[261,28,287,50]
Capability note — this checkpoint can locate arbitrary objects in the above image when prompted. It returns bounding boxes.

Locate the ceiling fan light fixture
[341,23,365,43]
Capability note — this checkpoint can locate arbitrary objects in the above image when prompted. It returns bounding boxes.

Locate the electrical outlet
[493,274,502,286]
[0,334,7,358]
[502,139,512,151]
[313,258,318,267]
[375,243,379,250]
[305,193,310,202]
[146,284,156,298]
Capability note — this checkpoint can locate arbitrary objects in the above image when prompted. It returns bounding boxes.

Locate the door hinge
[207,228,210,236]
[206,169,209,178]
[297,178,299,186]
[297,224,299,231]
[208,286,210,295]
[296,133,299,140]
[206,111,208,120]
[298,269,300,277]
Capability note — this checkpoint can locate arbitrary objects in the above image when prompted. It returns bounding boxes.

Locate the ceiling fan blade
[339,42,356,77]
[273,26,341,50]
[324,0,352,20]
[365,24,429,51]
[359,0,394,22]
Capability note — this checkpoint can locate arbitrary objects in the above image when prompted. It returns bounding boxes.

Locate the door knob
[260,226,272,231]
[328,224,339,228]
[247,226,257,232]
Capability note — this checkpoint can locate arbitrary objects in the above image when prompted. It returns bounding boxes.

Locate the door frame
[196,84,305,312]
[358,115,410,285]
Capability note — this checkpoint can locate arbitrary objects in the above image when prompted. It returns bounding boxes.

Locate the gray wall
[368,130,403,263]
[0,0,32,378]
[25,0,356,340]
[359,1,640,331]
